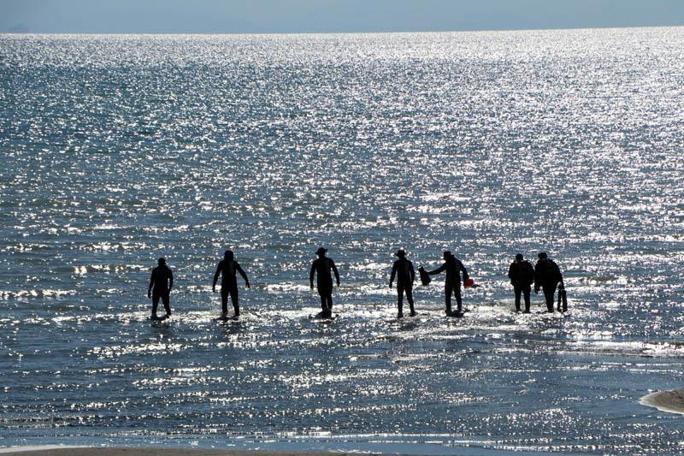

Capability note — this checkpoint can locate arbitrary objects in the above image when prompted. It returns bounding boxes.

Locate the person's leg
[317,285,330,316]
[318,284,332,312]
[523,286,531,313]
[543,284,556,312]
[231,287,239,316]
[556,285,564,311]
[162,293,171,316]
[397,285,404,317]
[319,293,332,317]
[560,287,568,312]
[406,286,415,316]
[454,286,463,313]
[514,286,522,312]
[151,293,160,318]
[221,287,228,317]
[445,284,452,314]
[221,289,229,316]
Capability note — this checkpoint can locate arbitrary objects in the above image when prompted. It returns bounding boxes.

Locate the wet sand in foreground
[640,388,684,415]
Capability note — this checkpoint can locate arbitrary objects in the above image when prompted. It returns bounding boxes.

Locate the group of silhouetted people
[508,252,565,313]
[386,249,473,318]
[147,248,566,321]
[147,251,251,321]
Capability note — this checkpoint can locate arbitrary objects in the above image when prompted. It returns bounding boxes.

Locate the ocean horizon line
[2,23,683,38]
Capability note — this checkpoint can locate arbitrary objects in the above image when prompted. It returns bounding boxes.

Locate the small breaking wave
[0,289,76,300]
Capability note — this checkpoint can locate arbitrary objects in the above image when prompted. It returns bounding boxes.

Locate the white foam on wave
[339,284,394,297]
[0,289,76,300]
[408,204,458,214]
[349,261,387,271]
[265,282,311,294]
[421,192,469,202]
[72,264,145,275]
[93,223,126,230]
[1,243,50,253]
[567,340,684,357]
[91,341,185,358]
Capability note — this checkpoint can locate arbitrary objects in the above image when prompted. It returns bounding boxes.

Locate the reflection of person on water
[508,253,535,313]
[427,251,469,316]
[148,257,173,320]
[534,252,563,313]
[389,249,416,318]
[309,247,340,318]
[213,250,250,318]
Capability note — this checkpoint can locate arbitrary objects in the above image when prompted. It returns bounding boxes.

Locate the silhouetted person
[508,253,535,313]
[148,257,173,320]
[428,251,469,316]
[309,247,340,318]
[534,252,563,313]
[389,249,416,318]
[213,250,250,318]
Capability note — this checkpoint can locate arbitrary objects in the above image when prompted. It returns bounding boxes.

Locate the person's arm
[528,263,535,286]
[555,263,564,287]
[237,263,250,288]
[409,262,416,284]
[534,264,541,292]
[212,262,222,292]
[508,263,514,282]
[309,262,316,289]
[389,262,397,287]
[168,269,174,291]
[148,270,154,298]
[331,260,340,286]
[428,263,446,275]
[460,261,469,284]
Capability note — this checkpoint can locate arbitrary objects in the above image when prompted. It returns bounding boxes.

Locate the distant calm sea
[1,28,683,454]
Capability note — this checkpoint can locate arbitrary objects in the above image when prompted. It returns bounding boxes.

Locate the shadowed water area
[1,28,683,454]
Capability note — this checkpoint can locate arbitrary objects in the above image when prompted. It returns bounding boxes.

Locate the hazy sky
[1,0,683,34]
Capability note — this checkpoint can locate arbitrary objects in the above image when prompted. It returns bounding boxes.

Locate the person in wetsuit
[534,252,563,313]
[309,247,340,318]
[148,257,173,320]
[508,253,535,313]
[389,249,416,318]
[428,251,469,316]
[212,250,250,318]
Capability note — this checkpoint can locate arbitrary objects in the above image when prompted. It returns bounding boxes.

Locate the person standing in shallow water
[508,253,535,313]
[213,250,250,319]
[309,247,340,318]
[389,249,416,318]
[428,251,469,316]
[534,252,564,313]
[148,257,173,320]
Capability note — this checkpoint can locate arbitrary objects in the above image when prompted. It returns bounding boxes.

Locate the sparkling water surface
[1,28,683,454]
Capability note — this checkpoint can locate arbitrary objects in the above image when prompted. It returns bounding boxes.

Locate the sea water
[0,28,683,454]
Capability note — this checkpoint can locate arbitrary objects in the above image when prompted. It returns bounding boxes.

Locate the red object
[464,278,475,288]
